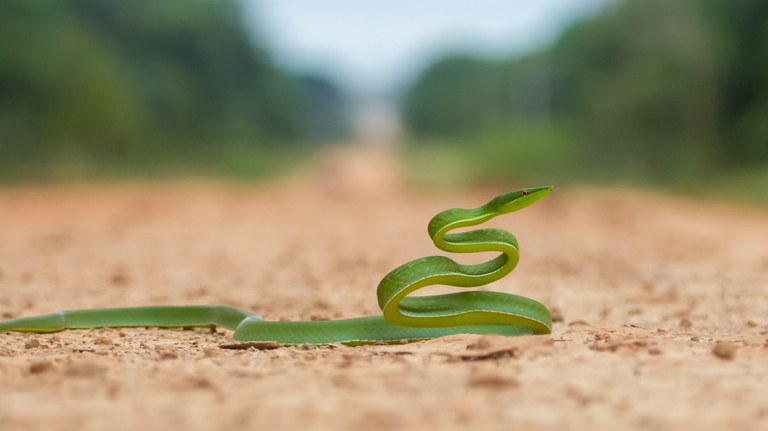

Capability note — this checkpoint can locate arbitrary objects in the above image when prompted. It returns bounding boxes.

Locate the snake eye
[520,190,528,197]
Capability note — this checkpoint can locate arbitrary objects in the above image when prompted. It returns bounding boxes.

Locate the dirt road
[0,174,766,430]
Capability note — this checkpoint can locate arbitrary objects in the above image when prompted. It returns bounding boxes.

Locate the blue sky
[245,0,607,95]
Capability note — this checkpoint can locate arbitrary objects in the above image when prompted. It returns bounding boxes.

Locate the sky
[245,0,607,96]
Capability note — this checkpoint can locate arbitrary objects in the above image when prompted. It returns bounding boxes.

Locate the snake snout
[494,186,554,213]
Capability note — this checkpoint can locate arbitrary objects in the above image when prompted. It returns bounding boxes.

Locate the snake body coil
[0,187,553,345]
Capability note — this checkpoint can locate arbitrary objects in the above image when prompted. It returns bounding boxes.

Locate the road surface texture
[1,163,766,430]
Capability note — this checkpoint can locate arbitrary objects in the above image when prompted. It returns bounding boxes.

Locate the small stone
[155,345,179,360]
[746,320,758,328]
[202,347,219,358]
[24,339,41,349]
[648,348,662,355]
[337,354,356,369]
[549,307,564,323]
[466,336,493,350]
[29,361,55,374]
[94,336,113,346]
[467,374,519,388]
[712,342,737,360]
[679,318,692,329]
[110,271,129,287]
[189,376,214,389]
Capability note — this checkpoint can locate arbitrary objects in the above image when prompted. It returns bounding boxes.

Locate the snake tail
[0,306,254,332]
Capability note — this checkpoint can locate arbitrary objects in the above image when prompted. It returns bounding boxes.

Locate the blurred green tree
[403,55,499,136]
[0,0,348,179]
[698,0,768,164]
[403,0,768,183]
[552,0,719,180]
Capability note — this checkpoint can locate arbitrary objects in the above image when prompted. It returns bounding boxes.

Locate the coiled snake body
[0,187,553,345]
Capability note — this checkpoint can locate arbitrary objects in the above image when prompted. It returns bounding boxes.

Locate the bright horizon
[246,0,608,96]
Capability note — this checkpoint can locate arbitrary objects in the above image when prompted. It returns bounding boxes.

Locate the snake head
[489,186,554,214]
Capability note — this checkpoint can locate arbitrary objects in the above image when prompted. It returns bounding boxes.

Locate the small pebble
[466,336,493,350]
[467,373,519,388]
[24,339,41,349]
[155,345,179,360]
[29,361,55,374]
[712,342,737,360]
[648,348,662,355]
[679,318,692,329]
[549,307,564,323]
[94,336,113,346]
[203,347,220,358]
[110,271,129,286]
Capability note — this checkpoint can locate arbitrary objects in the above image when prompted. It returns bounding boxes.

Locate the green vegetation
[3,0,765,201]
[403,0,768,199]
[0,0,348,180]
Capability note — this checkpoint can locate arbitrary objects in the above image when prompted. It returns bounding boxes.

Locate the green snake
[0,187,553,345]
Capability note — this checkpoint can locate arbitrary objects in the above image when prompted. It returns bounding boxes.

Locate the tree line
[403,0,768,182]
[0,0,348,178]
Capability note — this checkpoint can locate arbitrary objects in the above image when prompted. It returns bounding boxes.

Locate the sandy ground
[1,155,767,431]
